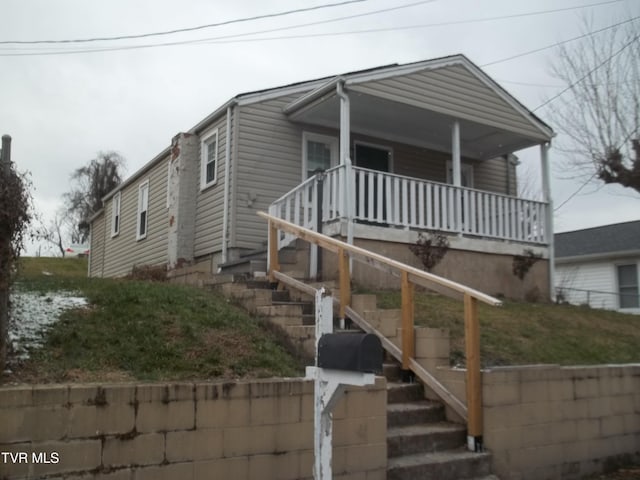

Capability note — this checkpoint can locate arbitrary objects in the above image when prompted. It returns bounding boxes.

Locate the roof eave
[556,249,640,264]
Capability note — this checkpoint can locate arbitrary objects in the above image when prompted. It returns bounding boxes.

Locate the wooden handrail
[259,211,502,306]
[259,210,499,450]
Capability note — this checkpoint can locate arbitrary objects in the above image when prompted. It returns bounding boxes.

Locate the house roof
[98,54,553,207]
[283,54,553,140]
[555,220,640,260]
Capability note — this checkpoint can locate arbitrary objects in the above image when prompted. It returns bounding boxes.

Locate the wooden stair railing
[258,211,502,451]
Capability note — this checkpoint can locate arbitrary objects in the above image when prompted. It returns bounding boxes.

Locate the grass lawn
[5,257,303,383]
[374,290,640,367]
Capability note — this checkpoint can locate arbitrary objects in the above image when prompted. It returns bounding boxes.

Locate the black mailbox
[317,333,383,373]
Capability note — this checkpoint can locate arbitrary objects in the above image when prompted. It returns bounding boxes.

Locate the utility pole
[0,134,12,373]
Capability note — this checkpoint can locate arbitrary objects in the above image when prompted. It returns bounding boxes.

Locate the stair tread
[388,449,491,469]
[271,301,312,306]
[388,422,466,437]
[387,400,443,414]
[387,381,422,390]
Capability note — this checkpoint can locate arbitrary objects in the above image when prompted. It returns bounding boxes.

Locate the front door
[354,143,391,223]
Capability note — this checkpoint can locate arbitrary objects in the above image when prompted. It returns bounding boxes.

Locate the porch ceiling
[287,91,541,160]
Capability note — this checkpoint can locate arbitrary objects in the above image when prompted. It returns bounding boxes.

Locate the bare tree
[39,209,75,257]
[64,151,125,243]
[548,16,640,193]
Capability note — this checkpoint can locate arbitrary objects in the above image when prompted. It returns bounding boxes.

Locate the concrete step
[387,449,492,480]
[351,294,378,314]
[387,400,445,428]
[387,422,466,458]
[219,258,266,275]
[256,304,303,317]
[204,273,248,286]
[271,301,313,315]
[383,362,401,381]
[271,290,291,302]
[387,382,424,404]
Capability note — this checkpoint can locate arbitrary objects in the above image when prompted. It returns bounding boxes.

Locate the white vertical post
[452,121,462,234]
[309,177,319,279]
[337,82,354,248]
[540,142,555,301]
[306,289,376,480]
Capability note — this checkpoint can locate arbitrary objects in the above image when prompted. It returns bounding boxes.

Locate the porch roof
[284,55,553,160]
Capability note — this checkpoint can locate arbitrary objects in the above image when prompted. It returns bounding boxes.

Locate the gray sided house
[555,221,640,313]
[89,55,555,299]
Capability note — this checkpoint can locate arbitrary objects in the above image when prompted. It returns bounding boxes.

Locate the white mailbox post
[306,289,376,480]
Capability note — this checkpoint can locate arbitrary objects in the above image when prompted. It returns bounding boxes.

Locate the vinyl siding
[354,133,510,194]
[351,64,548,141]
[474,156,513,195]
[98,154,169,277]
[194,114,229,258]
[234,94,310,250]
[89,211,106,278]
[555,258,640,313]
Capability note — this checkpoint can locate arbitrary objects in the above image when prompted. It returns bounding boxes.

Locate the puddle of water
[8,291,88,361]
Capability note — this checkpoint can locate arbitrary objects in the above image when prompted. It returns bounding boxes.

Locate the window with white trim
[137,180,149,240]
[201,129,218,190]
[111,192,121,237]
[617,264,639,309]
[302,132,338,179]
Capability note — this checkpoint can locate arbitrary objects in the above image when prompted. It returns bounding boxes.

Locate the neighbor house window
[201,129,218,190]
[617,264,639,309]
[111,192,121,237]
[137,180,149,240]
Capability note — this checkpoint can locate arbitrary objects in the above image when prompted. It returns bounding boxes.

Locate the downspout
[540,142,555,301]
[221,103,236,264]
[336,81,354,248]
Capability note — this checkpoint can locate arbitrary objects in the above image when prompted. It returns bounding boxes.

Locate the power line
[533,31,640,111]
[554,174,597,212]
[0,0,625,57]
[479,15,639,68]
[0,0,370,45]
[0,0,436,56]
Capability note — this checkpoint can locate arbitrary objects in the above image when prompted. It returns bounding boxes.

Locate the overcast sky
[1,0,638,254]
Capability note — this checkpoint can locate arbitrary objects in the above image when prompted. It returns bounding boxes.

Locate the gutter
[556,249,640,264]
[283,77,342,115]
[221,102,237,264]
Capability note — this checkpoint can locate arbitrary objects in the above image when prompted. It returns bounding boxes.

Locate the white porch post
[337,81,354,247]
[452,121,462,233]
[540,142,555,301]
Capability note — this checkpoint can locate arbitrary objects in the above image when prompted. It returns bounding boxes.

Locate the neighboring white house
[555,221,640,314]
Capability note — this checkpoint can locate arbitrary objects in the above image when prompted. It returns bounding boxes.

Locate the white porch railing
[269,174,322,249]
[268,165,549,259]
[350,166,549,244]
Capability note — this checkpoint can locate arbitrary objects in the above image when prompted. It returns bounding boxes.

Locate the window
[137,180,149,240]
[111,192,121,237]
[302,132,338,179]
[446,161,474,188]
[201,129,218,190]
[617,264,639,309]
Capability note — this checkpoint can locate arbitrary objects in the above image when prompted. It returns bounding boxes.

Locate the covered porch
[269,56,554,292]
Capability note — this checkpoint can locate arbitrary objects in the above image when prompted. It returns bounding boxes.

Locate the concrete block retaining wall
[0,378,387,480]
[434,363,640,479]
